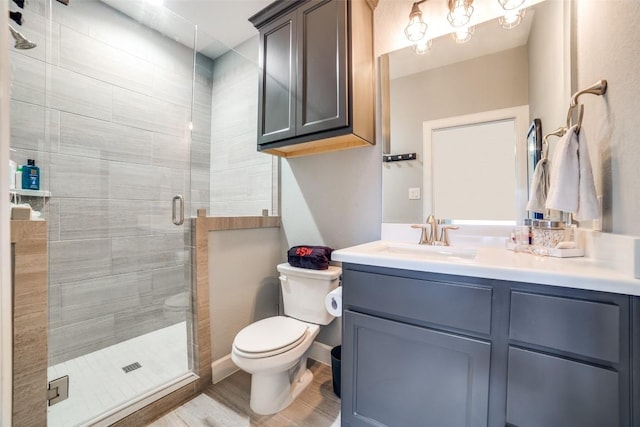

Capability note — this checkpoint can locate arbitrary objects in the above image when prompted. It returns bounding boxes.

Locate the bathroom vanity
[333,242,640,427]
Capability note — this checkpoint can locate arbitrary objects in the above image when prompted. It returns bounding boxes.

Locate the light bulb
[499,8,525,29]
[405,16,428,42]
[413,38,433,55]
[498,0,525,10]
[452,26,474,43]
[405,1,428,43]
[447,0,474,28]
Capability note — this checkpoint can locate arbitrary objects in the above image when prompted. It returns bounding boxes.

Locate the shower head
[8,24,36,49]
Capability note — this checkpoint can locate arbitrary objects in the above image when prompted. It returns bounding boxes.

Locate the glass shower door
[7,1,205,425]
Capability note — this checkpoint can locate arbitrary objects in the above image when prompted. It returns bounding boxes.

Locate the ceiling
[103,0,274,59]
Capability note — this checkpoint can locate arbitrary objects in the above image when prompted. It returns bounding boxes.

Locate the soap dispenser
[21,159,40,190]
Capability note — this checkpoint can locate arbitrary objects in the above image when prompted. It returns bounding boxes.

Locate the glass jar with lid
[532,220,574,248]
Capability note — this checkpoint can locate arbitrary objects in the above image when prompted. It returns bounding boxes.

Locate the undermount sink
[367,242,477,260]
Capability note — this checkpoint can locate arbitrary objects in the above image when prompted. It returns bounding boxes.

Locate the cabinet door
[257,10,297,145]
[506,347,620,427]
[296,0,348,136]
[343,310,491,427]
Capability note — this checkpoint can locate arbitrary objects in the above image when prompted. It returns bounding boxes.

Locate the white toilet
[231,262,341,415]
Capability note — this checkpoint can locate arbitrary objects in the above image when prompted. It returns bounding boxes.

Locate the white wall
[281,145,382,346]
[527,0,571,135]
[208,227,282,361]
[574,0,640,234]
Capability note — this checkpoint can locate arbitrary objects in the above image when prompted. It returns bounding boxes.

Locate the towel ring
[541,137,549,160]
[566,103,585,133]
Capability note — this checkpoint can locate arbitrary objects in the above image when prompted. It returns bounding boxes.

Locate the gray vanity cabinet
[343,311,491,427]
[250,0,375,158]
[340,263,636,427]
[342,268,494,427]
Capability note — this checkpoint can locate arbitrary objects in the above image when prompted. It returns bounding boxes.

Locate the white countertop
[332,240,640,296]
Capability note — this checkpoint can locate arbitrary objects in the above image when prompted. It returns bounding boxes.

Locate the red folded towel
[287,246,334,270]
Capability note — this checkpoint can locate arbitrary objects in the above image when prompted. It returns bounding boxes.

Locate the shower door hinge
[47,375,69,406]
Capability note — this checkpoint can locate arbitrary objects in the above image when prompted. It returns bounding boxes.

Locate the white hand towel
[545,125,599,220]
[575,128,599,220]
[546,126,579,213]
[526,157,549,214]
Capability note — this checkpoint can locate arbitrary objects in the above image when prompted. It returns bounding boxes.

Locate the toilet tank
[277,263,341,325]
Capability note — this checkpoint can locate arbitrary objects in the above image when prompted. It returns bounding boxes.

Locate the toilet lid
[234,316,308,355]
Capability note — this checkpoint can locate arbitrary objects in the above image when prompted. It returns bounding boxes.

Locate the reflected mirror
[381,0,570,224]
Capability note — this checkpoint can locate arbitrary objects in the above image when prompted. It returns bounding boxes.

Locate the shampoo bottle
[21,159,40,191]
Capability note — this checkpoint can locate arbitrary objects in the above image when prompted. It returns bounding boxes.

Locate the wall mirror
[380,0,570,224]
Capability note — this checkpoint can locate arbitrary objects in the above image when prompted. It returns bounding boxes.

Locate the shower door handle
[172,195,184,226]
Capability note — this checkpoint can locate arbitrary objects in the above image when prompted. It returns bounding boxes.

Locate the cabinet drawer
[343,270,492,335]
[506,347,619,427]
[509,291,620,362]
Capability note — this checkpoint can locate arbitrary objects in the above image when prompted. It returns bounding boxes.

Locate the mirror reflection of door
[423,106,529,224]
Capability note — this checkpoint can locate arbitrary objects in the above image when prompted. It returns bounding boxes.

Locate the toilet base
[249,367,314,415]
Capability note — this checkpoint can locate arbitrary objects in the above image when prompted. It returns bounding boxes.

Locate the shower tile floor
[47,322,189,427]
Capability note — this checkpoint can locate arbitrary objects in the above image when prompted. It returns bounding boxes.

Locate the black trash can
[331,345,341,398]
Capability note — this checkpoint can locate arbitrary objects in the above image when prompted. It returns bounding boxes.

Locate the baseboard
[309,341,334,366]
[211,354,239,384]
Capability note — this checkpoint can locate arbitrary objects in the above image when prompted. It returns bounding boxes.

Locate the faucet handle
[438,225,459,246]
[411,224,431,245]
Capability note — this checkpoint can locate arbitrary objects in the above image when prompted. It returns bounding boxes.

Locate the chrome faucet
[411,214,459,246]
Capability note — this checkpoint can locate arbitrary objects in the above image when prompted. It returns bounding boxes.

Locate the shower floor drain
[122,362,142,373]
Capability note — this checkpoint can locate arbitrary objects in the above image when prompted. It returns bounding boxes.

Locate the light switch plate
[408,188,420,200]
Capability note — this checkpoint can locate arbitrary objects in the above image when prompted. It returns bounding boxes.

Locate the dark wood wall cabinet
[249,0,376,158]
[341,263,639,427]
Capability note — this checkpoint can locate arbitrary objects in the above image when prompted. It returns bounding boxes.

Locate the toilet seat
[234,316,308,359]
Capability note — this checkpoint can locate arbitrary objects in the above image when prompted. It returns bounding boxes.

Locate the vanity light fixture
[405,0,429,43]
[447,0,474,28]
[497,0,526,29]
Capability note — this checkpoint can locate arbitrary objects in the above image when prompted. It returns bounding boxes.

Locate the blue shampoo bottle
[21,159,40,190]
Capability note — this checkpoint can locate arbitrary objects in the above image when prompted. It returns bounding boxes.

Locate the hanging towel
[545,125,599,220]
[526,157,550,214]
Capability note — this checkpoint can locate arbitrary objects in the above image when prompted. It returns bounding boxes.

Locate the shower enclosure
[9,0,212,424]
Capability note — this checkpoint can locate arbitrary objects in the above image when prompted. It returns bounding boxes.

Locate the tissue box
[11,206,31,220]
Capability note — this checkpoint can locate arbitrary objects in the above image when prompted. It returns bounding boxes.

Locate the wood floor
[148,360,341,426]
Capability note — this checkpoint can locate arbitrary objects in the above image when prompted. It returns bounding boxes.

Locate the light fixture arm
[448,0,473,13]
[409,0,428,18]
